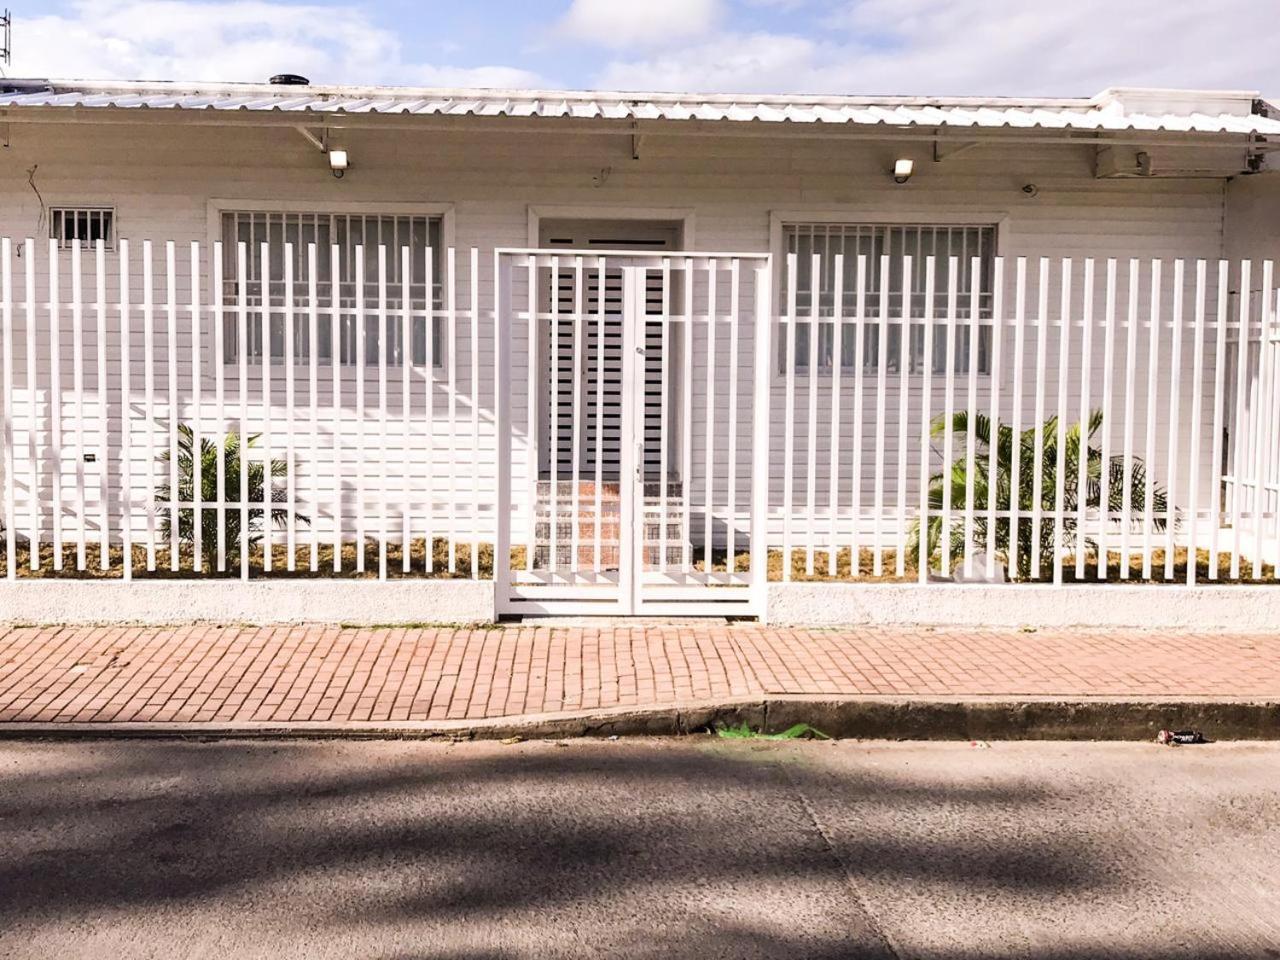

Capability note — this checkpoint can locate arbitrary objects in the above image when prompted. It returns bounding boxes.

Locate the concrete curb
[1,696,1277,741]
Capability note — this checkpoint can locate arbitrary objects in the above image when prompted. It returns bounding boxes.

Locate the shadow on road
[0,740,1269,959]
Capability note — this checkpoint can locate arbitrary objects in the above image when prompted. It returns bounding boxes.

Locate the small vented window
[50,207,115,250]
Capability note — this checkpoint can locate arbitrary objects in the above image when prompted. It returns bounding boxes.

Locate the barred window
[782,223,996,375]
[51,207,114,250]
[220,211,445,367]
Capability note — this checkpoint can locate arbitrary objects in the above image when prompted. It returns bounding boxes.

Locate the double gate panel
[494,250,771,617]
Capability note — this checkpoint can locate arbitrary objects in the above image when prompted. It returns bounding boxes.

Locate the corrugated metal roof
[1,79,1277,136]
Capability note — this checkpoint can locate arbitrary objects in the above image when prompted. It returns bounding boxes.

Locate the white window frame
[206,199,456,374]
[768,209,1009,382]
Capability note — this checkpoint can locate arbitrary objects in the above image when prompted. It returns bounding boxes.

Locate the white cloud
[597,33,816,93]
[595,0,1280,96]
[11,0,544,88]
[558,0,723,49]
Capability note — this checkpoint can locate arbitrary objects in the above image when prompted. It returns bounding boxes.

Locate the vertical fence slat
[470,247,481,579]
[285,243,296,572]
[595,259,608,575]
[827,255,845,578]
[1030,258,1049,581]
[260,242,274,576]
[377,244,388,581]
[917,257,936,583]
[1186,260,1207,585]
[751,258,772,604]
[190,242,202,574]
[1208,261,1229,580]
[1,239,12,579]
[1008,258,1027,581]
[166,242,179,571]
[782,252,797,581]
[400,245,412,574]
[142,240,156,572]
[680,257,693,573]
[727,259,741,574]
[1075,259,1095,581]
[493,251,511,593]
[548,254,559,577]
[353,245,367,575]
[873,253,889,578]
[962,257,980,574]
[425,247,436,574]
[940,258,958,577]
[237,241,249,581]
[49,239,64,570]
[119,241,132,580]
[96,241,110,570]
[1120,259,1141,580]
[1142,260,1162,580]
[704,260,718,575]
[658,258,671,575]
[1271,289,1280,572]
[329,244,342,573]
[1165,260,1185,580]
[1230,260,1251,580]
[1053,259,1072,585]
[214,241,226,573]
[1098,260,1118,580]
[569,257,583,579]
[72,243,87,571]
[985,258,1004,579]
[895,255,912,578]
[524,255,536,575]
[850,255,867,578]
[24,240,38,572]
[805,253,820,577]
[1253,261,1274,579]
[307,244,319,572]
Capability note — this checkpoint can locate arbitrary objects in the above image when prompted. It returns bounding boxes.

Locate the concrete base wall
[2,579,1272,630]
[768,582,1279,631]
[0,580,496,626]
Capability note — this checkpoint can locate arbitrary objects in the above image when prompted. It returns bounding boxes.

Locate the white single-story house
[0,77,1278,620]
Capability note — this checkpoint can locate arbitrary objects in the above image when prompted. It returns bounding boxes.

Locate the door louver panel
[548,268,669,481]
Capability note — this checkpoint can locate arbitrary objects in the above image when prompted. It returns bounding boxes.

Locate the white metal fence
[770,253,1280,585]
[0,238,494,581]
[1,239,1278,589]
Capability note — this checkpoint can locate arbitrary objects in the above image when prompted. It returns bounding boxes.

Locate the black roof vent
[269,74,310,86]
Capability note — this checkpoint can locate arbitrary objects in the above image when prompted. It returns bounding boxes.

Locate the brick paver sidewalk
[1,623,1278,725]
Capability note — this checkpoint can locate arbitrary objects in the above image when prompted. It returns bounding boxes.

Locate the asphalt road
[1,738,1278,959]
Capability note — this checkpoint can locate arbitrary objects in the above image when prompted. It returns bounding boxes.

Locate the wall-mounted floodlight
[329,149,349,179]
[893,158,915,184]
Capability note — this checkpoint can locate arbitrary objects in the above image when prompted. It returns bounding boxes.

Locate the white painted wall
[0,117,1274,566]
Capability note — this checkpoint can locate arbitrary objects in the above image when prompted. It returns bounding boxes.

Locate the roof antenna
[0,10,11,72]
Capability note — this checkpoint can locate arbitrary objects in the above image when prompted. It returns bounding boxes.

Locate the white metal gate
[494,249,771,617]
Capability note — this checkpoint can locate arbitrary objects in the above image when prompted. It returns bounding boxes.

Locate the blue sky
[14,1,1280,97]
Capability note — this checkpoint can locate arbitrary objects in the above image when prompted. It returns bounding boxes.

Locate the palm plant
[156,424,308,565]
[909,410,1170,579]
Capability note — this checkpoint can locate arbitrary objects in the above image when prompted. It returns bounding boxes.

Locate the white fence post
[751,258,773,615]
[1,238,12,579]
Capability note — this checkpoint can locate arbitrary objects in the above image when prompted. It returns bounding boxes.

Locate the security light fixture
[893,158,915,184]
[329,149,349,179]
